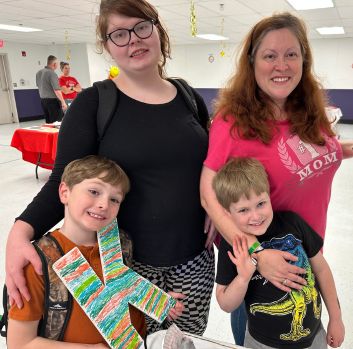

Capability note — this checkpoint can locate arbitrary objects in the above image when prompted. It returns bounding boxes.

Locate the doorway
[0,54,17,124]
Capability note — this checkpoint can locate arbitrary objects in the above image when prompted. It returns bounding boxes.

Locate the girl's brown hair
[96,0,171,78]
[214,12,335,145]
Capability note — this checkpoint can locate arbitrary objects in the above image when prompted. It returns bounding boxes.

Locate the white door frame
[0,53,18,123]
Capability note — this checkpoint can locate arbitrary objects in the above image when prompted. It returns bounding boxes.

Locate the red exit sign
[0,40,4,48]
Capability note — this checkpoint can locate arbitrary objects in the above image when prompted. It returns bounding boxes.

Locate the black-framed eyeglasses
[106,19,155,47]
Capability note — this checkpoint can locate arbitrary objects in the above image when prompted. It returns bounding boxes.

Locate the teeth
[251,221,263,226]
[131,49,145,57]
[88,212,104,220]
[273,77,289,82]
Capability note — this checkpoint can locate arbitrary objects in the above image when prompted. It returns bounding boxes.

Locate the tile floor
[0,120,352,349]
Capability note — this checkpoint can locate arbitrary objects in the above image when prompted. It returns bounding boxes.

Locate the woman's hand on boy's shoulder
[6,220,42,308]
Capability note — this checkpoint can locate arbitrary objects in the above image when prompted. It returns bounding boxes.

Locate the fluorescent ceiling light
[196,34,229,41]
[316,26,345,35]
[0,24,42,32]
[286,0,333,10]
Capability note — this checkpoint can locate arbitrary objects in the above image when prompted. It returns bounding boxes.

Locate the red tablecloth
[11,127,59,169]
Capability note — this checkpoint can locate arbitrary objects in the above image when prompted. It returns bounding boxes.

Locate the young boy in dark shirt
[213,157,344,349]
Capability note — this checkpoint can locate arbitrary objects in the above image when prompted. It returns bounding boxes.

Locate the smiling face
[62,64,70,76]
[105,13,161,76]
[227,190,273,237]
[254,28,303,109]
[59,177,124,244]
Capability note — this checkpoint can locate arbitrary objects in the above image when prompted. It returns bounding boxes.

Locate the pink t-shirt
[204,115,342,239]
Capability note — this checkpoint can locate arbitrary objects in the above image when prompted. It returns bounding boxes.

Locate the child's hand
[167,291,186,321]
[327,318,345,347]
[228,235,256,281]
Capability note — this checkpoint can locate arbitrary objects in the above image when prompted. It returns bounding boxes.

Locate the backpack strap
[167,78,199,123]
[34,233,73,341]
[0,234,72,341]
[0,286,9,338]
[93,79,120,141]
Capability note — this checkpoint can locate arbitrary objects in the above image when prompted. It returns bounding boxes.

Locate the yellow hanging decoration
[219,16,226,58]
[190,0,197,37]
[64,30,71,61]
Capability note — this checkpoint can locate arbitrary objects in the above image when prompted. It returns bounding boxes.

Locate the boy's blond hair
[61,155,130,196]
[212,158,269,210]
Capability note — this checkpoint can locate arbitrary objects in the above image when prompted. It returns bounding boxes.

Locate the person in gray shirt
[36,55,67,123]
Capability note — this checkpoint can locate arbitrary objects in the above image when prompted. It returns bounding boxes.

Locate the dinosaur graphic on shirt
[249,234,321,341]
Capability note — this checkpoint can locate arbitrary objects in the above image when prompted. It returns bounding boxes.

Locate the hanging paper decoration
[190,0,197,37]
[64,30,71,61]
[219,17,226,58]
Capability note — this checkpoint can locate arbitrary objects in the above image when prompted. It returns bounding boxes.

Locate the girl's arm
[310,253,345,348]
[200,165,306,292]
[8,319,108,349]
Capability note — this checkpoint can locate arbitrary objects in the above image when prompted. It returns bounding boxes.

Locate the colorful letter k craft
[53,219,176,348]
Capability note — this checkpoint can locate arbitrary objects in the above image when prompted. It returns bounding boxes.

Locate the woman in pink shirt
[200,12,353,346]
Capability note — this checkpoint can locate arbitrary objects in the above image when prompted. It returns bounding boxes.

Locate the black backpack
[0,230,134,341]
[0,233,73,341]
[93,78,207,141]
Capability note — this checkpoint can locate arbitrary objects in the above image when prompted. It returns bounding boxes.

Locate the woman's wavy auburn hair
[214,12,335,145]
[96,0,171,78]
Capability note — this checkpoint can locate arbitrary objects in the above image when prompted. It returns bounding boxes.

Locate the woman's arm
[6,87,100,306]
[18,87,100,236]
[5,221,41,307]
[8,319,108,349]
[310,253,345,348]
[74,82,82,93]
[339,139,353,159]
[200,165,306,292]
[60,85,72,95]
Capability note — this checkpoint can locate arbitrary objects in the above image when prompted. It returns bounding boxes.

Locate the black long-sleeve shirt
[19,83,209,266]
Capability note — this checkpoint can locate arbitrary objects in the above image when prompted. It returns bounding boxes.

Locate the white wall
[0,41,111,91]
[311,38,353,89]
[0,42,48,89]
[165,38,353,89]
[52,43,91,88]
[1,37,353,91]
[166,42,239,88]
[86,44,114,85]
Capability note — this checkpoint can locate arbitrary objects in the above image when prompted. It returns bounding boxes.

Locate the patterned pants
[132,248,215,335]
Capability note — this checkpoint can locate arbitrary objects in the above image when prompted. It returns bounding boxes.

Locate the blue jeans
[230,301,247,346]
